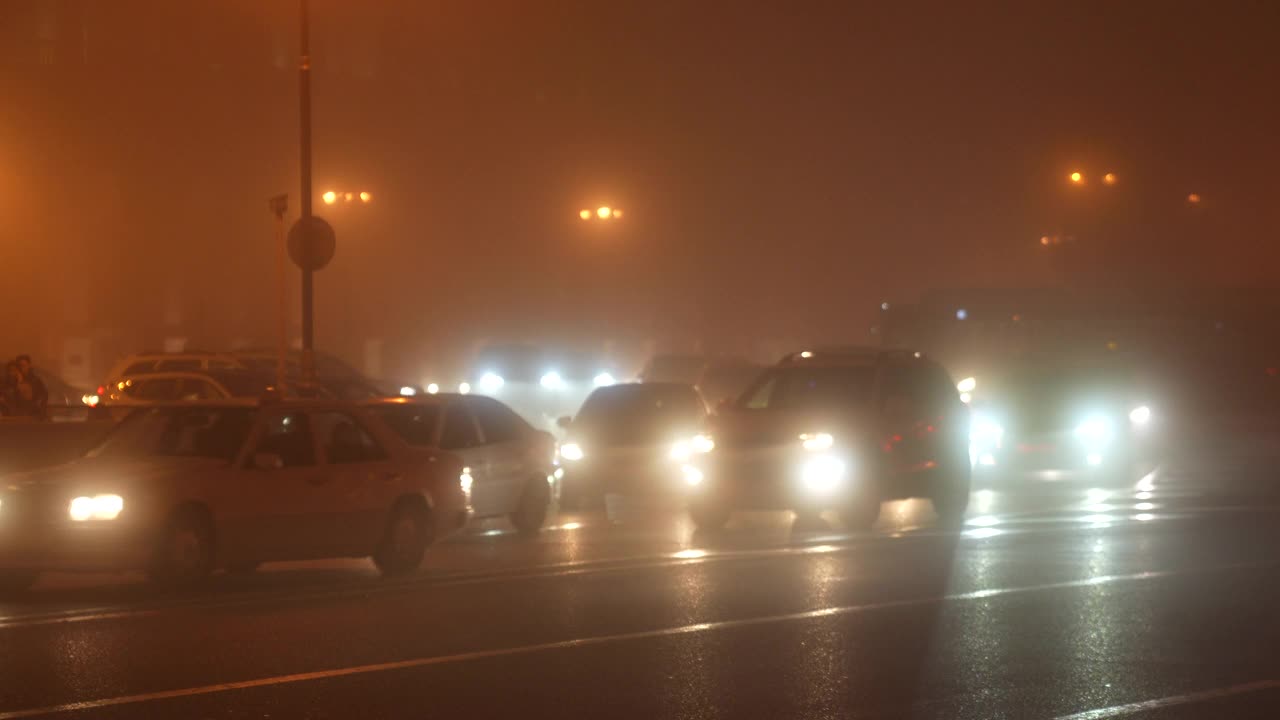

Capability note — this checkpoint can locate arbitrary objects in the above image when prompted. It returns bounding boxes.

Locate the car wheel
[842,492,881,530]
[373,501,432,577]
[0,570,39,596]
[511,477,550,535]
[931,455,972,526]
[689,500,731,532]
[149,506,215,586]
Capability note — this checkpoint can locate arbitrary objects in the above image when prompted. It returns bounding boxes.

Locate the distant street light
[1103,172,1117,185]
[1187,193,1202,205]
[1069,171,1084,184]
[579,206,624,221]
[322,189,373,205]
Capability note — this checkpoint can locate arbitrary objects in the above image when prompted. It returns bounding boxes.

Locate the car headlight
[426,383,440,394]
[970,416,1004,448]
[802,456,845,492]
[399,386,417,397]
[479,372,505,394]
[457,382,472,395]
[956,376,977,393]
[1074,416,1115,444]
[459,467,474,496]
[559,442,584,461]
[670,434,715,461]
[1129,405,1151,425]
[68,494,124,522]
[800,432,834,451]
[540,371,565,390]
[681,464,704,486]
[593,372,616,387]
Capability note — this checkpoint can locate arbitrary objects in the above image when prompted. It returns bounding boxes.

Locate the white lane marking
[0,561,1266,719]
[1054,678,1280,719]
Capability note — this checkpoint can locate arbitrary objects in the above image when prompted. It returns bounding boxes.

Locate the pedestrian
[5,361,34,417]
[15,354,48,418]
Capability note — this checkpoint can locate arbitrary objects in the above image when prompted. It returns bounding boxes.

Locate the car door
[466,396,533,515]
[223,409,334,561]
[438,400,490,515]
[309,409,400,555]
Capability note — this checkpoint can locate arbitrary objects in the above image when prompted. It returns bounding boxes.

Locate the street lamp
[579,209,592,220]
[579,206,624,221]
[1187,193,1202,205]
[1103,172,1117,185]
[1069,171,1084,184]
[322,189,373,205]
[322,191,337,205]
[597,206,612,219]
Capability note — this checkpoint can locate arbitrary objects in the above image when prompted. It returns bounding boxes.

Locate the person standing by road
[15,355,48,419]
[4,362,34,417]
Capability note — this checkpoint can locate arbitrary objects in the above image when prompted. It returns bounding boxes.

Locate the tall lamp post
[298,0,315,381]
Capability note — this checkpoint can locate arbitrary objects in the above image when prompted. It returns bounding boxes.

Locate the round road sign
[287,216,336,271]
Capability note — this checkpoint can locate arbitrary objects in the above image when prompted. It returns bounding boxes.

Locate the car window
[440,403,480,450]
[156,358,202,372]
[372,404,442,446]
[311,411,388,464]
[253,412,316,467]
[88,406,256,461]
[468,397,525,444]
[134,378,180,401]
[123,361,156,376]
[742,367,876,411]
[178,379,219,401]
[743,376,776,410]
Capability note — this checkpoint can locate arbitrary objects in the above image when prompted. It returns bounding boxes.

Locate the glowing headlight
[1129,405,1151,425]
[970,416,1004,447]
[540,371,565,390]
[681,464,704,486]
[670,434,715,461]
[593,372,616,387]
[457,382,472,395]
[956,376,977,393]
[559,442,584,461]
[479,372,505,394]
[801,456,846,492]
[68,494,124,522]
[459,467,474,496]
[1074,416,1115,443]
[399,386,417,397]
[800,432,834,451]
[426,383,440,394]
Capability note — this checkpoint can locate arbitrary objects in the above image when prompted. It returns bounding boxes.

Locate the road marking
[0,560,1266,719]
[1054,679,1280,719]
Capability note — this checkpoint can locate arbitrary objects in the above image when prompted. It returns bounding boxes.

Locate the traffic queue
[0,344,1159,595]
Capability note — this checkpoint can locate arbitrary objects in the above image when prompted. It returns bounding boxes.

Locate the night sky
[1,1,1276,380]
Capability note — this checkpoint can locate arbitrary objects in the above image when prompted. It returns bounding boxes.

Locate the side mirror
[556,415,572,430]
[252,452,284,471]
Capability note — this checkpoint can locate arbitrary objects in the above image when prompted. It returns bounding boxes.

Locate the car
[962,360,1156,477]
[695,359,765,407]
[101,351,247,386]
[638,354,707,385]
[463,344,619,430]
[88,370,277,421]
[364,394,556,534]
[0,399,469,593]
[682,347,971,531]
[556,383,710,509]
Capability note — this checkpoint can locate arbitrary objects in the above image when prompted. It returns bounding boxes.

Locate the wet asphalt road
[3,463,1280,719]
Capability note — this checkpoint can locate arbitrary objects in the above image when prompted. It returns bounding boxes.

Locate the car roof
[777,347,930,368]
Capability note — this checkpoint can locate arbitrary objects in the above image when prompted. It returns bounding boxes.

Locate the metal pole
[271,198,289,393]
[298,0,315,383]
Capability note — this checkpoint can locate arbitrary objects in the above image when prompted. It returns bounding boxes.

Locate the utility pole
[298,0,315,383]
[269,195,290,392]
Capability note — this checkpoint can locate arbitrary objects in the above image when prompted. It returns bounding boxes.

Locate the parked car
[0,399,469,593]
[683,347,970,531]
[364,394,556,534]
[88,370,275,421]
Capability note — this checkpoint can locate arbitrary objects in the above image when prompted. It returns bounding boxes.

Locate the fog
[2,0,1277,385]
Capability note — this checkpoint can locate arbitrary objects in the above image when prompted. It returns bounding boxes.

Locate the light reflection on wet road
[3,464,1280,718]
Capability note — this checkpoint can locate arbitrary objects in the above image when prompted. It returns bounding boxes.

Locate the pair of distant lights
[1069,171,1117,186]
[322,191,372,205]
[579,207,623,220]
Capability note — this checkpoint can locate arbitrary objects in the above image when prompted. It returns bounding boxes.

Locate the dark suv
[683,348,970,531]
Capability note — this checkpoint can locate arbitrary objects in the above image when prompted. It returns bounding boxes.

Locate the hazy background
[1,0,1276,384]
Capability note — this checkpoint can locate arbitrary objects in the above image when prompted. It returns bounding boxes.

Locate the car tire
[511,477,550,535]
[0,570,39,596]
[931,454,972,526]
[689,500,731,532]
[373,501,432,577]
[842,492,881,530]
[149,506,215,587]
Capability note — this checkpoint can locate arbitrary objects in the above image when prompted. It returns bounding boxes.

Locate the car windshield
[575,384,702,440]
[741,366,876,411]
[370,403,441,446]
[87,406,256,461]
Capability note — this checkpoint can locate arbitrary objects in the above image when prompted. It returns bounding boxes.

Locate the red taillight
[97,386,105,395]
